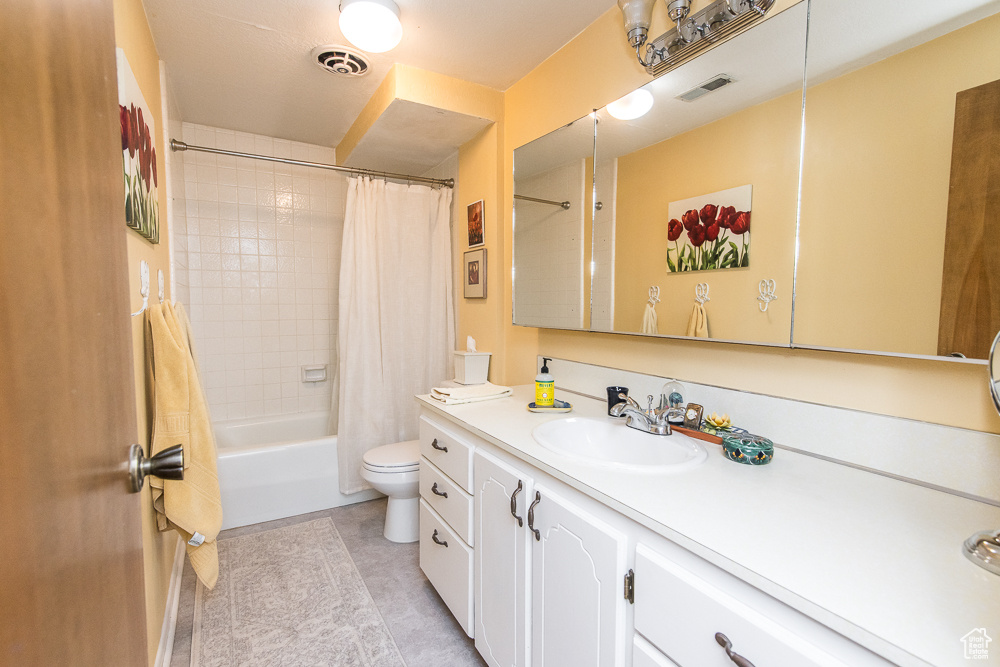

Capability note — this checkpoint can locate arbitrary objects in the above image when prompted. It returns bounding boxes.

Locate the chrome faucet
[610,393,672,435]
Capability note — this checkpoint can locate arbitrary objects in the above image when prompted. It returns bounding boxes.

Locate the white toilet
[360,440,421,543]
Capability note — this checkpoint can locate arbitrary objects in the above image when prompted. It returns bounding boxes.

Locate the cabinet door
[530,482,628,667]
[475,450,532,667]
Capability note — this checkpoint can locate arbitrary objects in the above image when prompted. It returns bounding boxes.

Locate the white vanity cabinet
[474,446,629,667]
[474,449,531,667]
[418,414,476,637]
[632,538,894,667]
[419,402,903,667]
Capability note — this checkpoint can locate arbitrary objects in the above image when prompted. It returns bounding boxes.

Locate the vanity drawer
[633,635,680,667]
[419,415,474,493]
[419,457,473,546]
[634,544,888,667]
[419,500,473,637]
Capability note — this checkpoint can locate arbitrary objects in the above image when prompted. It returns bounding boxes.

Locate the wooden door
[0,0,148,665]
[474,450,531,667]
[530,483,627,667]
[937,78,1000,358]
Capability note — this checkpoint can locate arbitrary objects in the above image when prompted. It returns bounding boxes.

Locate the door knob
[128,443,184,493]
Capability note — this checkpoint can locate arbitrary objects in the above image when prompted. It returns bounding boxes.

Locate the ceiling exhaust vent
[311,45,370,77]
[677,74,734,102]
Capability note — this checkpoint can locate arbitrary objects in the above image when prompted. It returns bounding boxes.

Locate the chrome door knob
[128,443,184,493]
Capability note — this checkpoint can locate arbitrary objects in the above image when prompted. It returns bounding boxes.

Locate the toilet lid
[362,439,420,471]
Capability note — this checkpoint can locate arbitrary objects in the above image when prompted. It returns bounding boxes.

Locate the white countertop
[417,385,1000,667]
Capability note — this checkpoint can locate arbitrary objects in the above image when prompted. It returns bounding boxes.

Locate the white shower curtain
[335,176,455,494]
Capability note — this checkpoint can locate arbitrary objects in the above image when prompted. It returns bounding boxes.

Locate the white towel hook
[157,269,165,303]
[757,279,778,312]
[648,285,660,306]
[131,260,150,317]
[694,283,710,305]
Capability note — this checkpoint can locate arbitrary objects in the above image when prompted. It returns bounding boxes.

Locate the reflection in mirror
[512,116,596,329]
[592,2,807,345]
[793,0,1000,360]
[991,331,1000,413]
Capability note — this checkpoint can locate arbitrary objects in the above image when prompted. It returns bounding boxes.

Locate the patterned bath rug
[191,518,405,667]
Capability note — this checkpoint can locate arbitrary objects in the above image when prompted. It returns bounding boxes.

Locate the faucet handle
[619,392,643,412]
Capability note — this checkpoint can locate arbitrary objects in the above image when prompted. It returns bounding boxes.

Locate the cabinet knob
[527,491,542,541]
[431,529,448,547]
[715,633,756,667]
[431,482,448,498]
[510,480,524,527]
[431,438,448,453]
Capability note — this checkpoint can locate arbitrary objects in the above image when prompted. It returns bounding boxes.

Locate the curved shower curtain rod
[169,139,454,188]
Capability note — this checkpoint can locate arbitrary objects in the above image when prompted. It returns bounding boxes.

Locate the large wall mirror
[512,2,809,344]
[793,0,1000,361]
[592,2,807,344]
[512,0,1000,361]
[512,116,596,330]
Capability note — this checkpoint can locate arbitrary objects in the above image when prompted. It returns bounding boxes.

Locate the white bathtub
[214,411,379,529]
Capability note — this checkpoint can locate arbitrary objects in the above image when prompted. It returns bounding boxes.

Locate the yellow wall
[795,12,1000,355]
[113,0,180,663]
[454,0,1000,434]
[612,90,800,342]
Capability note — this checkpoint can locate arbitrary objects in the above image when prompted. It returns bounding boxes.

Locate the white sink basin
[531,417,708,473]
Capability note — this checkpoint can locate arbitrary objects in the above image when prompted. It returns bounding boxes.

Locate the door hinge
[624,568,635,604]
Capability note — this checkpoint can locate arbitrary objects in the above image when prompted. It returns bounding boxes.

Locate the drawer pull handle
[527,491,541,541]
[431,529,448,547]
[510,480,524,527]
[431,482,448,498]
[431,438,448,453]
[715,633,756,667]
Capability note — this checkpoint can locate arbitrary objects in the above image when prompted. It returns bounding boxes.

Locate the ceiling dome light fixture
[606,89,654,120]
[339,0,402,53]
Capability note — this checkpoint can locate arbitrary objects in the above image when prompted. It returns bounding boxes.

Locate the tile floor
[170,498,486,667]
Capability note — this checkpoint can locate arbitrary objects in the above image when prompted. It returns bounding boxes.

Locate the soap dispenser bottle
[535,357,554,407]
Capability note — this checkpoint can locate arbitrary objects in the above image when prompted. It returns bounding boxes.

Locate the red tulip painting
[116,49,159,244]
[665,185,751,273]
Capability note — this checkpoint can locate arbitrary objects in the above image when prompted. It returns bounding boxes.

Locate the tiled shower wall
[513,161,586,328]
[171,123,346,422]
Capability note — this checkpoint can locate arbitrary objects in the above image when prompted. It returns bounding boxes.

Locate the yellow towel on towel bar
[146,302,223,589]
[686,302,709,338]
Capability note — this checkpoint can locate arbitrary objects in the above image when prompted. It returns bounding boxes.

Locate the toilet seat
[362,439,420,473]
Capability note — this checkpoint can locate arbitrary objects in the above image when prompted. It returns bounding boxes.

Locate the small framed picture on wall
[467,199,484,247]
[464,248,486,299]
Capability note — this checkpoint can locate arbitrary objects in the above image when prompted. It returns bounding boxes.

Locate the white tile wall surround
[173,123,346,422]
[514,161,587,329]
[544,356,1000,505]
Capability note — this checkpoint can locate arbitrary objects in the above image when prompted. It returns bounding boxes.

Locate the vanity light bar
[643,0,775,77]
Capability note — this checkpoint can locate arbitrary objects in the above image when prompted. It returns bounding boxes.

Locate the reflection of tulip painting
[468,261,480,285]
[665,185,751,273]
[116,50,159,243]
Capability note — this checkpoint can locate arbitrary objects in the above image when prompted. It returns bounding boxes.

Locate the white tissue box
[454,351,491,385]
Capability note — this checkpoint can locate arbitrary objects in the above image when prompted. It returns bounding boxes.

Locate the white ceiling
[143,0,615,149]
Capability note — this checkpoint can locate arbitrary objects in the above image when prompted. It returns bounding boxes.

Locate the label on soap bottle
[535,381,554,407]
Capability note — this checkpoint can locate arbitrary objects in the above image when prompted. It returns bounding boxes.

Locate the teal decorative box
[722,434,774,465]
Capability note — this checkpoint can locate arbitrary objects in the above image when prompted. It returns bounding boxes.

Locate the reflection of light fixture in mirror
[618,0,775,75]
[339,0,402,53]
[607,89,654,120]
